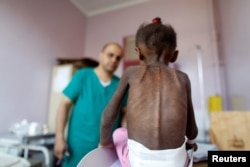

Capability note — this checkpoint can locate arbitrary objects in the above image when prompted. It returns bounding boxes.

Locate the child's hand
[98,141,114,148]
[186,143,198,151]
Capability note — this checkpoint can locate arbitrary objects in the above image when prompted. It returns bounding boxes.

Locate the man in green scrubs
[54,42,126,167]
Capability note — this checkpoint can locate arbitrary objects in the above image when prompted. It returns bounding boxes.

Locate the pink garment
[113,127,191,167]
[112,127,130,167]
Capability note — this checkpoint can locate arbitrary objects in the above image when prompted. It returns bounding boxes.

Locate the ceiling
[70,0,150,17]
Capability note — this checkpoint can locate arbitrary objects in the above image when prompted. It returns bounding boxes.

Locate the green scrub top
[62,68,125,167]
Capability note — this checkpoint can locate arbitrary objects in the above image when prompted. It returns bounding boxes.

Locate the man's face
[99,44,123,73]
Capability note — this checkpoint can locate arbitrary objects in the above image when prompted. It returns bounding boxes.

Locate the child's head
[135,17,178,64]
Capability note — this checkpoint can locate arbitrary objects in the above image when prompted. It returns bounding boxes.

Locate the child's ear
[170,50,179,63]
[135,47,145,61]
[135,47,140,56]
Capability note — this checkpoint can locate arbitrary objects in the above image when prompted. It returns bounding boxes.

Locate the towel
[128,138,189,167]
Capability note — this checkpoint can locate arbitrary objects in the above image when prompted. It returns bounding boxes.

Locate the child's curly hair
[135,17,177,58]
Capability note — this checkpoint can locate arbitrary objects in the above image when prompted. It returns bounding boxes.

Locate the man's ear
[170,50,179,63]
[98,52,103,61]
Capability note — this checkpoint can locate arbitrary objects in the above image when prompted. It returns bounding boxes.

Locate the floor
[193,161,208,167]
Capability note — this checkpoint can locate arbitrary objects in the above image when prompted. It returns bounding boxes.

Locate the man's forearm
[55,101,71,139]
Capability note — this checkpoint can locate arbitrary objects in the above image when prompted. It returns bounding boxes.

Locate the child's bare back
[125,64,196,150]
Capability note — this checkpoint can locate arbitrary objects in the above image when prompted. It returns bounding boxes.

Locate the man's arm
[54,95,72,160]
[100,68,131,146]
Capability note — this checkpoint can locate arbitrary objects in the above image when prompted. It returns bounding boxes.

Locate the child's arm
[185,74,198,148]
[121,107,127,128]
[100,68,132,146]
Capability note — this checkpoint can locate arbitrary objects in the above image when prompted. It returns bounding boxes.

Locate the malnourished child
[100,17,198,167]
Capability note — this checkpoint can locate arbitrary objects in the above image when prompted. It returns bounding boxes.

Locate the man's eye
[116,57,121,61]
[108,53,114,57]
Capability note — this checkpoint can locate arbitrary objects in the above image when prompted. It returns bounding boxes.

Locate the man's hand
[54,137,67,160]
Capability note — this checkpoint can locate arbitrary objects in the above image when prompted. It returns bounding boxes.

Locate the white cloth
[127,137,189,167]
[99,80,111,87]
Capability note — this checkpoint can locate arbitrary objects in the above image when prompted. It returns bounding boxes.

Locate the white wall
[214,0,250,110]
[3,0,247,135]
[0,0,86,133]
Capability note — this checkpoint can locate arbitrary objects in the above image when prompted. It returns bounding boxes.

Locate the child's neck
[144,56,166,66]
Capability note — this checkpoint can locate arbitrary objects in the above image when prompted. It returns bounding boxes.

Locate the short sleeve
[63,70,83,103]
